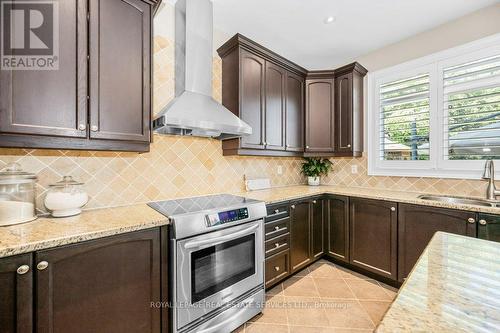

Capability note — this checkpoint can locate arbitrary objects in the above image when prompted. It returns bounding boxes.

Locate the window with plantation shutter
[368,34,500,179]
[443,55,500,160]
[380,74,430,161]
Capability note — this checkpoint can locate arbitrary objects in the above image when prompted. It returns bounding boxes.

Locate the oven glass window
[191,234,255,303]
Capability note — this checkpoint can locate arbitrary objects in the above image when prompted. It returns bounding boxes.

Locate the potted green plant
[301,157,332,186]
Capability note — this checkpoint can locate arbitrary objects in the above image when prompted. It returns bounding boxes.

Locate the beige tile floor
[233,260,399,333]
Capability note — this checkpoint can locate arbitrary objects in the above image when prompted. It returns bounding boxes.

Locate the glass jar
[44,176,89,217]
[0,162,38,226]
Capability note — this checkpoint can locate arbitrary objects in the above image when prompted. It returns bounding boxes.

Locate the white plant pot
[308,176,320,186]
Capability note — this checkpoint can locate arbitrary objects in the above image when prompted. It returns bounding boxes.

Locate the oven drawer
[265,233,290,258]
[265,217,290,240]
[266,203,289,222]
[265,249,290,288]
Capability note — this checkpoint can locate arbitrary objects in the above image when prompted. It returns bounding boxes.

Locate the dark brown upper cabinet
[305,71,335,155]
[326,195,350,263]
[398,204,476,282]
[334,63,367,157]
[285,72,305,152]
[218,34,307,157]
[0,253,33,333]
[0,0,158,152]
[89,0,151,143]
[35,228,163,333]
[350,198,398,280]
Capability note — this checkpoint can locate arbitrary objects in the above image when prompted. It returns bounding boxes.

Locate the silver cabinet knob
[17,265,30,275]
[274,209,279,214]
[312,200,317,204]
[347,144,351,148]
[78,124,86,131]
[91,125,98,132]
[306,145,310,149]
[275,243,280,248]
[274,266,280,272]
[291,205,295,209]
[274,226,280,231]
[479,219,487,225]
[467,218,476,224]
[390,207,396,212]
[37,261,48,271]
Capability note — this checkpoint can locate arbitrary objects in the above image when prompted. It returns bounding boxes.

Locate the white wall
[357,3,500,71]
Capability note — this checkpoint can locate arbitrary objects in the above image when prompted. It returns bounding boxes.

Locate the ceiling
[213,0,499,70]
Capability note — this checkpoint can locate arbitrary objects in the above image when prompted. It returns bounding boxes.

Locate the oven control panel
[206,208,249,227]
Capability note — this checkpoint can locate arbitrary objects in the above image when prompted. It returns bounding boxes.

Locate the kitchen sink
[417,195,498,207]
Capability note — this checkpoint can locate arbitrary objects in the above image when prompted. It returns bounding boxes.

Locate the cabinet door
[285,72,304,152]
[311,198,324,259]
[0,0,87,138]
[264,61,286,150]
[335,73,353,153]
[239,50,265,149]
[290,201,311,272]
[305,79,334,153]
[398,204,476,281]
[89,0,151,142]
[350,198,397,280]
[478,214,500,242]
[35,229,161,333]
[327,195,349,263]
[0,254,33,333]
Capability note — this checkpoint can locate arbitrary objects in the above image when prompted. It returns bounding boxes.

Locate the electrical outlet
[277,165,283,175]
[351,165,358,174]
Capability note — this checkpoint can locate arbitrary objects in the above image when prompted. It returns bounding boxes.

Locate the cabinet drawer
[265,250,290,288]
[265,233,290,258]
[266,203,290,222]
[265,217,290,240]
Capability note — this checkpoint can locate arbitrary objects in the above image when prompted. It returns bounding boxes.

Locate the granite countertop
[241,185,500,214]
[376,232,500,332]
[0,204,168,258]
[2,184,499,259]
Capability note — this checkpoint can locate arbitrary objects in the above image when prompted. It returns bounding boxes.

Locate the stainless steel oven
[148,194,267,333]
[176,220,264,330]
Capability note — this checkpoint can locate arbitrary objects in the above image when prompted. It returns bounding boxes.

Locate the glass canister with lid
[44,176,89,217]
[0,162,38,226]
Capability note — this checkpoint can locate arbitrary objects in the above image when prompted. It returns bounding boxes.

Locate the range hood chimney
[153,0,252,139]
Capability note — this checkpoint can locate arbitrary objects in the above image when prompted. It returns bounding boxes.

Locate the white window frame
[368,33,500,179]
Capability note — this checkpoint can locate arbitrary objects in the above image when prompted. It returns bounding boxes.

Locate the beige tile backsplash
[0,35,489,213]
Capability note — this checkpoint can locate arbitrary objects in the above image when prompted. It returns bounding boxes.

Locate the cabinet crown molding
[334,62,368,77]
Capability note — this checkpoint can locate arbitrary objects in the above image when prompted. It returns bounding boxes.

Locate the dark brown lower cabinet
[35,228,164,333]
[290,200,311,272]
[0,253,33,333]
[398,204,476,281]
[350,198,397,280]
[311,198,324,259]
[265,250,290,288]
[326,195,349,263]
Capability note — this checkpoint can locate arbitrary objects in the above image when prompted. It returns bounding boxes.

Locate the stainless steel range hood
[153,0,251,140]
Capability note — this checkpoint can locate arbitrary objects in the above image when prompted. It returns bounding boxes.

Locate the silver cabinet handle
[91,125,98,132]
[274,266,280,272]
[275,243,280,248]
[291,205,295,209]
[479,219,487,225]
[347,144,351,148]
[274,226,280,231]
[390,207,396,212]
[306,145,310,149]
[17,265,30,275]
[467,218,476,224]
[37,261,48,270]
[312,200,317,204]
[274,209,279,214]
[78,124,86,131]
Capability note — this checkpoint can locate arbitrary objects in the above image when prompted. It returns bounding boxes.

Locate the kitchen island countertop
[376,232,500,332]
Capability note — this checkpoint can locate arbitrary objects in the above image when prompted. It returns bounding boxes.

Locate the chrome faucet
[482,160,500,201]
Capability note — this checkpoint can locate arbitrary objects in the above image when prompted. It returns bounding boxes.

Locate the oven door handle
[184,223,260,249]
